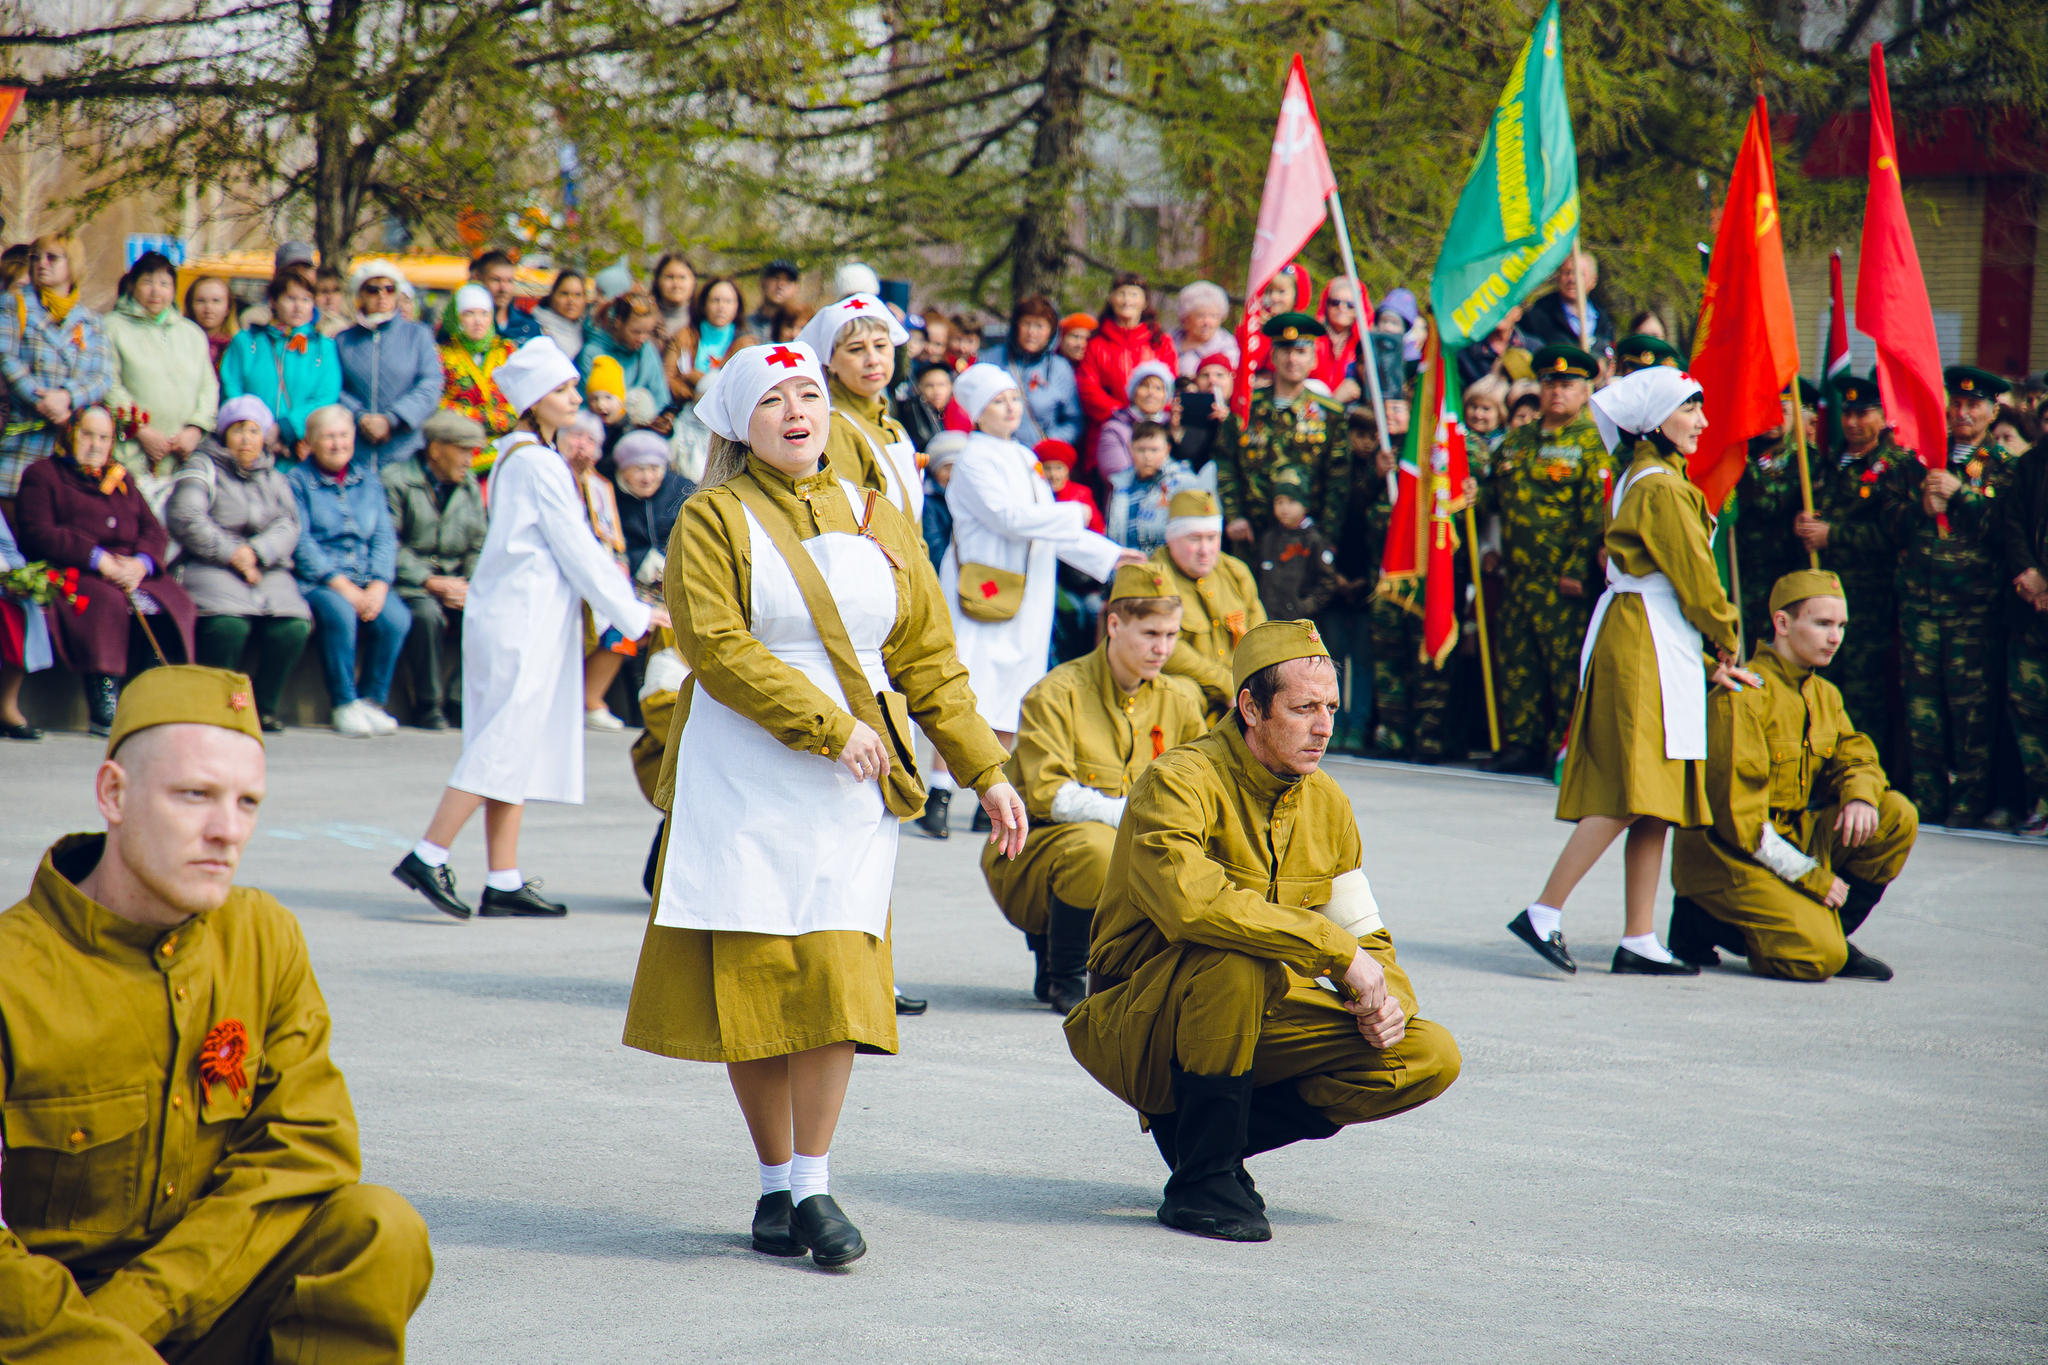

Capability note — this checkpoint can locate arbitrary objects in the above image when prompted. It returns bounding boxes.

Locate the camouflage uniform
[1811,433,1907,739]
[1731,434,1808,648]
[1877,438,2023,824]
[1370,584,1455,760]
[1994,442,2048,824]
[1479,411,1611,757]
[1217,389,1350,547]
[1325,457,1393,754]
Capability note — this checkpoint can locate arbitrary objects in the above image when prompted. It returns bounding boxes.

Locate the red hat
[1034,438,1078,466]
[1058,312,1097,334]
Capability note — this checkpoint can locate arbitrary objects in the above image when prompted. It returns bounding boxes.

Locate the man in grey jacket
[383,409,489,729]
[336,261,444,475]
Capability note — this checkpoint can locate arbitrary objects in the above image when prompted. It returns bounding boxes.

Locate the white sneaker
[585,707,625,733]
[332,701,377,737]
[362,703,399,736]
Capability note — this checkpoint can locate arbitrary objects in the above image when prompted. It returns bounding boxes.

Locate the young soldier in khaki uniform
[981,563,1209,1012]
[1670,571,1918,980]
[1150,487,1268,721]
[1065,621,1461,1244]
[0,666,432,1364]
[1481,344,1612,775]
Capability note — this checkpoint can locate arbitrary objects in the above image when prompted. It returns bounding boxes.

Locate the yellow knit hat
[585,354,626,403]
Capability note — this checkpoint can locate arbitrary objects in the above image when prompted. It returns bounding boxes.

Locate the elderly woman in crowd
[1171,281,1238,381]
[106,250,220,522]
[336,260,444,476]
[534,269,588,362]
[220,263,341,452]
[613,428,691,596]
[439,283,518,457]
[182,274,241,370]
[167,393,311,731]
[977,295,1081,449]
[0,232,116,509]
[0,508,53,740]
[15,404,198,733]
[287,403,410,738]
[1076,272,1177,478]
[383,407,491,731]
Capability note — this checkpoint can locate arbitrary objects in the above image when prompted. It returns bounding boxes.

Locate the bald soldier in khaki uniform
[1670,571,1917,982]
[1150,487,1268,722]
[982,563,1209,1012]
[0,666,432,1364]
[1065,622,1461,1243]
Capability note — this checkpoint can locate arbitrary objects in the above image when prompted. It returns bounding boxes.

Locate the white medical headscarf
[1588,367,1704,453]
[954,362,1020,422]
[796,293,908,363]
[494,336,582,415]
[696,340,829,442]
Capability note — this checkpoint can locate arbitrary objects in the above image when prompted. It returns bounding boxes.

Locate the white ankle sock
[484,868,524,892]
[1526,903,1563,939]
[1620,932,1674,963]
[412,839,450,868]
[790,1151,829,1204]
[759,1159,792,1196]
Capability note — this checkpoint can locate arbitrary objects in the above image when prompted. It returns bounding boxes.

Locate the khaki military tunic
[1149,546,1268,721]
[980,646,1208,934]
[822,377,911,508]
[1064,717,1460,1127]
[1672,648,1917,980]
[0,837,431,1364]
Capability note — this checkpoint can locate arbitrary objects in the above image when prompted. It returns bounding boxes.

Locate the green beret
[106,664,266,757]
[1614,335,1682,373]
[1108,562,1177,602]
[1831,373,1882,411]
[1769,569,1846,614]
[1270,464,1310,499]
[1944,365,2011,399]
[1260,311,1326,344]
[1233,619,1332,694]
[1532,344,1595,380]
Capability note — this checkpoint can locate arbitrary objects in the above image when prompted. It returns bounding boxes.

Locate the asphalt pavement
[2,729,2042,1364]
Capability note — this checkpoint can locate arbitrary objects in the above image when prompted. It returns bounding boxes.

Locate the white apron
[654,481,901,938]
[1578,463,1709,761]
[836,409,923,523]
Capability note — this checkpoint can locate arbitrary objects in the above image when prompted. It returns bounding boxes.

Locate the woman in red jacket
[1075,271,1176,483]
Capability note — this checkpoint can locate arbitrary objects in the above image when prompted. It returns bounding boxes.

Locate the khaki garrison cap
[1769,569,1846,614]
[1232,619,1332,694]
[106,664,266,757]
[1109,562,1177,602]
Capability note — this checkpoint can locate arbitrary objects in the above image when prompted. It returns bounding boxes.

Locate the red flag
[1825,252,1852,383]
[1687,96,1801,513]
[1854,45,1945,475]
[1235,55,1337,422]
[0,89,21,144]
[1378,320,1467,668]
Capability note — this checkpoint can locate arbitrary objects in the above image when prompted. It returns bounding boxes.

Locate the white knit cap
[1126,358,1177,403]
[349,259,406,293]
[833,262,882,300]
[453,283,493,315]
[494,336,581,414]
[1588,366,1704,452]
[797,292,907,361]
[696,340,829,442]
[955,362,1020,421]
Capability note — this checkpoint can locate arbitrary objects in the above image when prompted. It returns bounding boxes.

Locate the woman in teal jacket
[576,290,669,421]
[218,264,341,451]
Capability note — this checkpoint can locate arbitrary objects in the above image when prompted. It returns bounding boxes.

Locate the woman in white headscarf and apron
[917,363,1140,838]
[392,336,668,920]
[1506,366,1756,977]
[621,340,1024,1269]
[800,292,925,521]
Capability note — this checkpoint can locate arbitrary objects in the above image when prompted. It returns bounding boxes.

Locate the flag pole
[1326,187,1397,504]
[1791,390,1819,570]
[1570,241,1592,354]
[1463,502,1500,749]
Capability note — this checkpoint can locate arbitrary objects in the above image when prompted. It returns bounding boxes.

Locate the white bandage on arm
[638,647,690,702]
[1050,781,1126,828]
[1318,867,1384,939]
[1753,824,1819,883]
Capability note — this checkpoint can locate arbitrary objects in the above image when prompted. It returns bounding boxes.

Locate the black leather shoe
[478,880,568,917]
[1611,945,1700,975]
[1235,1163,1266,1212]
[1026,931,1051,1002]
[0,718,43,740]
[971,805,991,834]
[259,713,285,734]
[914,787,951,840]
[751,1191,808,1257]
[792,1195,867,1267]
[894,991,927,1015]
[1837,943,1894,981]
[391,852,472,920]
[1507,909,1577,974]
[1667,896,1724,967]
[416,708,449,731]
[1156,1067,1271,1243]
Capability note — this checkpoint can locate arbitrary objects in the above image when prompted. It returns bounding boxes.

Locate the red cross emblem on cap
[843,298,868,310]
[765,347,803,369]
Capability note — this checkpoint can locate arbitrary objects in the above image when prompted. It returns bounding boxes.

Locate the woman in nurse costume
[622,341,1025,1268]
[391,336,669,920]
[1506,366,1759,977]
[918,362,1141,835]
[800,292,924,521]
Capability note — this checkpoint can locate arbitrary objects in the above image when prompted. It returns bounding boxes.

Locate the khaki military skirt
[1555,594,1709,827]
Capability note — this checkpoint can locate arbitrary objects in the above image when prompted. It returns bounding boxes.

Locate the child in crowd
[898,361,972,450]
[1035,439,1104,534]
[921,314,957,373]
[1507,380,1541,430]
[922,430,967,571]
[585,353,630,456]
[1253,465,1338,623]
[946,313,982,373]
[1104,421,1195,555]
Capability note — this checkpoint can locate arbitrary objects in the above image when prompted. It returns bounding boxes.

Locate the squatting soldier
[980,564,1208,1013]
[1480,343,1611,775]
[1731,379,1819,647]
[1994,430,2048,836]
[1793,373,1905,748]
[1876,365,2024,829]
[1217,312,1350,554]
[1151,487,1268,722]
[1614,333,1683,377]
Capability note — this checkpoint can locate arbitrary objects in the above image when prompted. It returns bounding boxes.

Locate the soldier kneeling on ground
[1670,571,1918,981]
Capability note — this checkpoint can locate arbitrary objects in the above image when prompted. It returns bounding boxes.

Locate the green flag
[1429,0,1580,348]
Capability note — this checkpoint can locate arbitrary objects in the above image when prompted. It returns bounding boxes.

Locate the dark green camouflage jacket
[1478,410,1610,586]
[1219,389,1350,537]
[1877,437,2022,613]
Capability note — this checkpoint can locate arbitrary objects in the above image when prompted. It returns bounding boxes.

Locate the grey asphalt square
[2,730,2042,1363]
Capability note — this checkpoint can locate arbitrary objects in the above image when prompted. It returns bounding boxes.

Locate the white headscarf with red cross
[695,339,829,442]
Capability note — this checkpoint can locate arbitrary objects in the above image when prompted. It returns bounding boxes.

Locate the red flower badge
[286,333,308,355]
[199,1019,251,1103]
